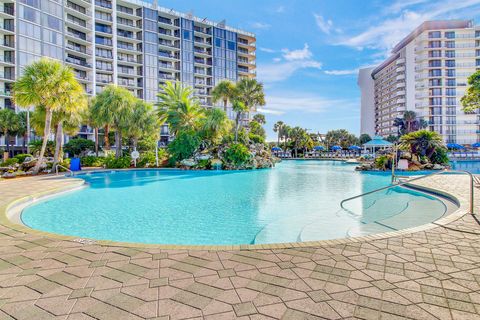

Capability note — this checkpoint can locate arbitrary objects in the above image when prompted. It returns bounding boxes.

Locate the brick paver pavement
[0,174,479,319]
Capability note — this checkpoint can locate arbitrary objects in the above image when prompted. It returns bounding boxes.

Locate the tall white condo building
[358,20,480,145]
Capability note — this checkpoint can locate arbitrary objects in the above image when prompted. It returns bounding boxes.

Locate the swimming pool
[21,161,451,245]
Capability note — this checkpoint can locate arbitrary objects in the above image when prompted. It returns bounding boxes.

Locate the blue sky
[158,0,480,140]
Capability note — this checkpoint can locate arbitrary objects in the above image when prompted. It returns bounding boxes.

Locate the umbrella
[446,143,465,150]
[472,142,480,148]
[348,145,361,150]
[313,146,325,151]
[271,147,282,151]
[331,145,342,151]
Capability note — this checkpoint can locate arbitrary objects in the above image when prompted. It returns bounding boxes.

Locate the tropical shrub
[430,147,449,165]
[249,133,265,144]
[195,159,211,170]
[374,155,389,171]
[14,154,33,163]
[223,143,251,168]
[80,156,106,167]
[137,150,167,167]
[64,138,95,157]
[29,140,55,157]
[167,131,200,163]
[104,155,131,169]
[399,130,444,159]
[1,158,19,167]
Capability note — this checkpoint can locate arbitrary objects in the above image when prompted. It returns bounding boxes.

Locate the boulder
[433,164,445,170]
[180,158,197,167]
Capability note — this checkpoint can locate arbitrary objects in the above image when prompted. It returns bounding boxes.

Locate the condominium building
[0,0,256,149]
[358,20,480,145]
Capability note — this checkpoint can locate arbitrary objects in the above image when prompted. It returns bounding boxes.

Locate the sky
[158,0,480,141]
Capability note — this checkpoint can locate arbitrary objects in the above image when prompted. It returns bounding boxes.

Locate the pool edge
[0,172,471,251]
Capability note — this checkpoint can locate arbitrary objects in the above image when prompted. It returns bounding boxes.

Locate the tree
[231,100,249,142]
[359,133,372,145]
[399,130,444,159]
[211,80,237,112]
[200,108,232,146]
[167,130,201,163]
[461,70,480,112]
[393,117,405,136]
[236,78,266,125]
[252,114,266,125]
[403,111,417,133]
[16,111,28,154]
[0,109,20,158]
[273,121,285,147]
[64,138,95,157]
[83,98,103,156]
[127,100,160,151]
[289,126,307,158]
[13,58,85,173]
[157,81,204,135]
[325,129,358,148]
[93,85,135,158]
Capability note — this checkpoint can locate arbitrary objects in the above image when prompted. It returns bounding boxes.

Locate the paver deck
[0,173,479,319]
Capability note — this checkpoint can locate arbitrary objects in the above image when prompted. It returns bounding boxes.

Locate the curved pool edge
[0,171,470,251]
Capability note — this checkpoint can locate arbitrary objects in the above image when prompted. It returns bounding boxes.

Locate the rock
[433,164,445,170]
[180,158,197,167]
[422,163,434,170]
[2,172,16,179]
[400,152,412,160]
[408,164,421,171]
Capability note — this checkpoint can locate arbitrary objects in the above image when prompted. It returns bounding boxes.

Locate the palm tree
[236,78,266,125]
[273,121,285,147]
[393,117,405,136]
[200,108,232,145]
[83,98,103,156]
[93,85,135,158]
[403,111,417,133]
[282,125,292,151]
[12,58,85,173]
[0,109,20,158]
[231,100,249,142]
[127,100,160,151]
[211,80,237,112]
[252,114,266,125]
[289,126,306,158]
[400,130,444,158]
[16,111,28,154]
[157,81,204,135]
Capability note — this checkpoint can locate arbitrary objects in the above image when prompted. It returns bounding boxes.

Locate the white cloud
[337,0,480,53]
[260,93,358,115]
[259,47,276,53]
[275,6,285,13]
[281,43,313,61]
[250,22,271,30]
[324,69,359,76]
[257,44,322,83]
[313,14,333,34]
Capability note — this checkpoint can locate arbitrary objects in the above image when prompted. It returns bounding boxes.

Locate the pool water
[22,161,448,245]
[451,160,480,174]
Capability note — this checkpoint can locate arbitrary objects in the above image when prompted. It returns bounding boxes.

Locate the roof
[363,136,393,147]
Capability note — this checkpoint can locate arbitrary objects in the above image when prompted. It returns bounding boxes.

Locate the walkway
[0,174,479,319]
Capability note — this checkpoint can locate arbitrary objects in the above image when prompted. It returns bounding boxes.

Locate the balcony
[95,0,112,9]
[66,44,92,56]
[158,74,176,80]
[0,56,14,65]
[65,57,92,68]
[118,55,140,64]
[0,5,14,16]
[0,39,13,48]
[0,72,14,81]
[0,89,12,97]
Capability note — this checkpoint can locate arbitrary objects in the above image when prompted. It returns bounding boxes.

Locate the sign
[131,151,140,159]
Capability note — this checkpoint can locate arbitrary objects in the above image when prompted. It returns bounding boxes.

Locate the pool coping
[0,171,471,251]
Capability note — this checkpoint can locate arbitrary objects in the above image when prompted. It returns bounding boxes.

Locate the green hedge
[105,155,131,169]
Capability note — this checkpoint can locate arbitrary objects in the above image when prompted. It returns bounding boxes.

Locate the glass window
[144,31,156,43]
[144,8,157,21]
[445,31,455,39]
[19,0,40,8]
[43,14,61,31]
[428,31,441,38]
[227,41,236,50]
[183,30,191,40]
[19,5,40,23]
[19,21,41,37]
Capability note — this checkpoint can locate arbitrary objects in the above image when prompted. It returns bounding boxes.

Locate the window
[446,97,456,106]
[19,0,40,8]
[19,5,40,23]
[445,41,455,48]
[144,31,156,43]
[227,41,236,50]
[429,97,442,105]
[429,69,441,77]
[144,8,157,20]
[446,69,455,77]
[183,30,191,40]
[446,88,456,96]
[43,14,61,31]
[445,50,455,58]
[429,79,442,86]
[428,60,441,67]
[445,31,455,39]
[43,29,62,45]
[95,47,112,58]
[428,31,441,38]
[19,21,41,37]
[428,41,441,48]
[42,43,62,59]
[95,11,112,21]
[446,79,456,86]
[430,88,442,96]
[445,60,455,67]
[428,50,441,57]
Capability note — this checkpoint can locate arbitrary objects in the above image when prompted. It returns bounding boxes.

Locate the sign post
[131,150,140,167]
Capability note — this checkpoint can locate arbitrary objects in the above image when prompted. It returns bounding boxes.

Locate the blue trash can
[70,158,81,171]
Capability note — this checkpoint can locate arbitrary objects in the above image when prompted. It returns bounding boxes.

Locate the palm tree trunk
[22,133,27,154]
[223,99,227,112]
[52,122,63,171]
[104,125,110,150]
[115,130,122,158]
[4,132,10,158]
[33,108,53,174]
[234,113,241,143]
[94,127,99,156]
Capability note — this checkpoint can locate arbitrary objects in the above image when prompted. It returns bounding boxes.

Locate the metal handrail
[340,170,474,214]
[55,164,74,177]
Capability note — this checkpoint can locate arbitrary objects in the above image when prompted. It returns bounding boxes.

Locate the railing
[340,170,474,214]
[55,164,74,177]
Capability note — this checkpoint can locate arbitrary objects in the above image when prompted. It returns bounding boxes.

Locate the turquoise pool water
[22,161,448,245]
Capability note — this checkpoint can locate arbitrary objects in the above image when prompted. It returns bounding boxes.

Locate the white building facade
[358,20,480,145]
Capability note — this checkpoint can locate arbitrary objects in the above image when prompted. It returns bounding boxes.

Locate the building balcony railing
[118,56,140,63]
[65,57,92,68]
[158,74,176,80]
[0,5,14,16]
[0,56,14,64]
[0,72,14,80]
[0,39,13,48]
[0,89,12,96]
[66,44,92,55]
